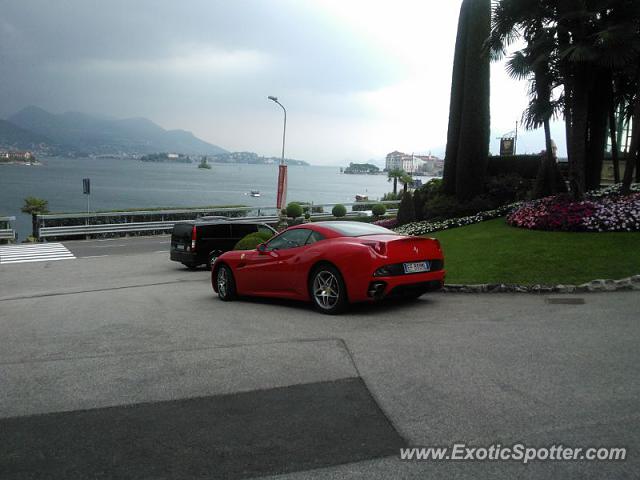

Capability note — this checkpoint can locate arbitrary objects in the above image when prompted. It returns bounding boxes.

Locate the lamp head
[268,96,278,102]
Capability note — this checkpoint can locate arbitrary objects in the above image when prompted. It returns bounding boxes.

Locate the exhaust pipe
[368,282,386,299]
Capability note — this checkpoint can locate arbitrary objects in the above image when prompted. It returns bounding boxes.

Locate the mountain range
[0,106,227,156]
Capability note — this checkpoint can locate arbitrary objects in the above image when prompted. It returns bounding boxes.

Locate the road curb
[442,275,640,294]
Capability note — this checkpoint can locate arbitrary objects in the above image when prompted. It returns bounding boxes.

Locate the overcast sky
[0,0,566,165]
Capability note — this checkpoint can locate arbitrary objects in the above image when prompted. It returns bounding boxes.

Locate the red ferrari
[211,221,445,314]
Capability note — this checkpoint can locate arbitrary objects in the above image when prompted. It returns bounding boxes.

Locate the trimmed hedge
[234,231,274,250]
[487,155,541,179]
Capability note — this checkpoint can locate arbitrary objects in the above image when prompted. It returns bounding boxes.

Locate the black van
[170,219,276,269]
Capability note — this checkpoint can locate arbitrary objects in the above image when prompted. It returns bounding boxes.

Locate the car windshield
[320,222,396,237]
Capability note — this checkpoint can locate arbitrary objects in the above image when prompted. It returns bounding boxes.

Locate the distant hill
[0,119,53,150]
[6,106,227,156]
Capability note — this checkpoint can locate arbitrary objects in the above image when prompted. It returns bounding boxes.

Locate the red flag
[276,164,288,210]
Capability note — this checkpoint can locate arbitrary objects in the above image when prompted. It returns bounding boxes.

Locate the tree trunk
[31,214,38,240]
[393,178,398,195]
[622,95,639,194]
[568,76,589,199]
[608,84,620,183]
[584,71,608,191]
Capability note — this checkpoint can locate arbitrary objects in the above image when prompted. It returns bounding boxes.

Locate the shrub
[352,202,375,212]
[397,192,416,225]
[234,231,274,250]
[423,194,494,221]
[286,202,303,219]
[382,191,402,201]
[371,203,386,217]
[332,204,347,217]
[484,173,532,204]
[304,212,311,220]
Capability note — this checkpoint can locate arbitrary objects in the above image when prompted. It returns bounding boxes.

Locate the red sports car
[211,221,445,314]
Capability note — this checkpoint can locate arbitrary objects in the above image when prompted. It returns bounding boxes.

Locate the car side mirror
[257,243,267,254]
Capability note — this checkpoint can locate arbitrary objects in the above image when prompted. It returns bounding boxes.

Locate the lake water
[1,157,405,240]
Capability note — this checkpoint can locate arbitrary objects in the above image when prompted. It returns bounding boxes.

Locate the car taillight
[191,225,197,251]
[364,241,386,255]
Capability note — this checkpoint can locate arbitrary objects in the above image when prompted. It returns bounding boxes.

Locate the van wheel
[309,265,347,315]
[216,265,237,301]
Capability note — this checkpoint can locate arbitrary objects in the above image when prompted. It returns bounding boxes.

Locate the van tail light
[191,225,197,251]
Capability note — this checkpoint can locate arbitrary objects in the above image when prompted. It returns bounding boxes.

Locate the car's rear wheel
[310,265,347,314]
[216,265,237,301]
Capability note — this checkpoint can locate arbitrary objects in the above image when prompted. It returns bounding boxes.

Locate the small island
[140,152,193,163]
[208,151,309,166]
[198,158,212,169]
[343,162,380,175]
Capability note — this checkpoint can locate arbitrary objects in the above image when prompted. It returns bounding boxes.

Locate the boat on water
[250,190,261,197]
[355,194,369,202]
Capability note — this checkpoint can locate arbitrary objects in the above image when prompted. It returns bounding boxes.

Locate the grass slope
[429,218,640,285]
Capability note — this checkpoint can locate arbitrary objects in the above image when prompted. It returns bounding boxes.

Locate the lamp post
[268,96,288,225]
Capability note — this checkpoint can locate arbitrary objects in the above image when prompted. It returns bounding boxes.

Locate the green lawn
[429,218,640,285]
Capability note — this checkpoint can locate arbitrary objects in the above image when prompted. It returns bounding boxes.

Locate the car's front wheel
[207,250,222,270]
[216,265,237,301]
[310,265,347,314]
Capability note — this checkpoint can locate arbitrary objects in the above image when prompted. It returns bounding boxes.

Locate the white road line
[0,243,76,265]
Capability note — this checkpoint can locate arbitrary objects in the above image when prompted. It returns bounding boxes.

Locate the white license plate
[403,261,430,274]
[175,244,185,251]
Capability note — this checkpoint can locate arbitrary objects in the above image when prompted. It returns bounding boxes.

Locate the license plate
[403,261,430,274]
[175,244,185,251]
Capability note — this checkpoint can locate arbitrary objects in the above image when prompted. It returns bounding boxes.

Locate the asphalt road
[0,241,639,479]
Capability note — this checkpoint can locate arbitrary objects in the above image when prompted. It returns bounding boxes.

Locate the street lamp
[268,96,287,165]
[268,96,288,218]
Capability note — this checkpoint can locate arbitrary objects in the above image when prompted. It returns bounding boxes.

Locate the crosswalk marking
[0,243,76,265]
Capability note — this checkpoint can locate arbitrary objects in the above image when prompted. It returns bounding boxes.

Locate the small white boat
[250,190,261,197]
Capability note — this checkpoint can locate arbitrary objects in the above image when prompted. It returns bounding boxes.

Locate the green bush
[332,204,347,217]
[382,191,402,201]
[423,194,494,221]
[286,202,303,219]
[372,203,386,217]
[352,202,375,212]
[484,173,532,204]
[397,192,416,225]
[234,231,274,250]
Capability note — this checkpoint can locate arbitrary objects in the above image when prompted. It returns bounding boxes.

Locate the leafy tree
[443,0,491,201]
[21,197,49,239]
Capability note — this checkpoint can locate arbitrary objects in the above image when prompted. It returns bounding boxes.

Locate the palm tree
[21,197,49,239]
[491,0,640,197]
[400,173,414,193]
[387,168,405,195]
[490,3,561,196]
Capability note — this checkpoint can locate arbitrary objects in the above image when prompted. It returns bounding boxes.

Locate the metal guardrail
[37,211,397,239]
[0,216,16,242]
[36,202,400,240]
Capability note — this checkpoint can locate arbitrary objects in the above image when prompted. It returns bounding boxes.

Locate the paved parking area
[1,251,638,479]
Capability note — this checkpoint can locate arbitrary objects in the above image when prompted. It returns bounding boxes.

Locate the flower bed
[394,203,520,236]
[508,185,640,232]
